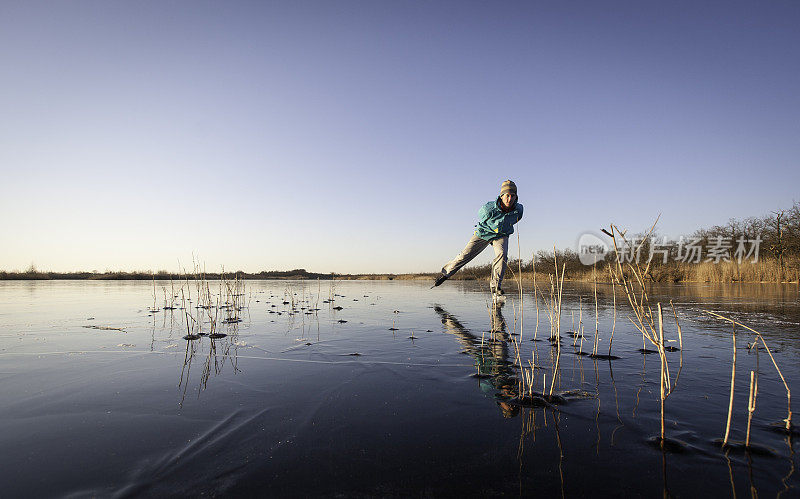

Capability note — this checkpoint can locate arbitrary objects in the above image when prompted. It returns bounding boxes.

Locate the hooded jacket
[475,197,523,241]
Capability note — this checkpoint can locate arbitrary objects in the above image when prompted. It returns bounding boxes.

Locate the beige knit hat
[500,179,517,196]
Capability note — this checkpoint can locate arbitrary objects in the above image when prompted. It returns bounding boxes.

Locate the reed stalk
[670,300,682,351]
[571,311,579,348]
[517,230,523,342]
[512,336,527,396]
[151,272,158,311]
[608,264,617,357]
[537,277,555,341]
[593,262,599,356]
[180,287,192,338]
[553,246,559,340]
[548,262,565,397]
[704,309,793,431]
[724,323,736,446]
[548,275,556,340]
[607,221,683,442]
[533,252,539,341]
[658,304,666,441]
[571,311,575,341]
[746,370,758,447]
[578,297,584,352]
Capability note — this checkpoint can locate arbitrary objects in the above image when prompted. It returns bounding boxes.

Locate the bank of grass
[452,256,800,284]
[566,256,800,283]
[391,257,800,284]
[689,257,800,283]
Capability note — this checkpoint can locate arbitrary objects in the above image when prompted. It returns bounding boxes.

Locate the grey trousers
[442,234,509,290]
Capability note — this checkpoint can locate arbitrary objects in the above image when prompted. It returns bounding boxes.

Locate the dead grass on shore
[422,256,799,284]
[565,257,800,283]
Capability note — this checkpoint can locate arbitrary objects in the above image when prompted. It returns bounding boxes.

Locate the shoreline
[2,270,798,284]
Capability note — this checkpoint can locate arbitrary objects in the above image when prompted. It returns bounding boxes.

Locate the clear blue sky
[1,1,798,273]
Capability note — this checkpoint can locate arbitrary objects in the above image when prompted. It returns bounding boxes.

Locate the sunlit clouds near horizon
[2,1,799,273]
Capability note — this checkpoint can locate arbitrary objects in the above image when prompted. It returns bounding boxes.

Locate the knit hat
[500,179,517,196]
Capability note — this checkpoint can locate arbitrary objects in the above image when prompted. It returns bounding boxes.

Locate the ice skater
[432,180,523,298]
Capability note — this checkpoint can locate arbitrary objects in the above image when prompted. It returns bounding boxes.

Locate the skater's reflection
[433,302,519,417]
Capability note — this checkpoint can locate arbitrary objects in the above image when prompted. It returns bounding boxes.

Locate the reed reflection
[178,321,241,407]
[778,433,796,498]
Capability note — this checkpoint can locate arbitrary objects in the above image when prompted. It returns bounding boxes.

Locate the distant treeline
[0,267,429,281]
[0,269,335,281]
[465,201,800,283]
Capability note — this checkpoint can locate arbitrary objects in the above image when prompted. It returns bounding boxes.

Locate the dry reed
[704,310,793,432]
[746,370,758,447]
[517,230,524,342]
[533,252,539,341]
[608,265,617,356]
[606,219,683,443]
[549,261,565,397]
[592,262,599,356]
[724,323,736,446]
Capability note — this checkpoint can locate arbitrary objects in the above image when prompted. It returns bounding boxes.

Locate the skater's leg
[490,236,509,291]
[442,235,489,277]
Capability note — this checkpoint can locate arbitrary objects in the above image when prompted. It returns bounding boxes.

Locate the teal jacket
[475,198,523,241]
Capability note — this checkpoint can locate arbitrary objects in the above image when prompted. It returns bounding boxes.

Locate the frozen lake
[0,279,798,496]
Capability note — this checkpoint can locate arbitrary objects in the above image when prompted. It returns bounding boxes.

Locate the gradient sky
[2,1,799,274]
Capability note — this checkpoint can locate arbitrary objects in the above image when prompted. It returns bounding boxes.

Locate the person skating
[433,180,523,297]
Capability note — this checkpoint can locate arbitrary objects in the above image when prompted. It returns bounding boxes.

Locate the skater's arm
[477,202,491,223]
